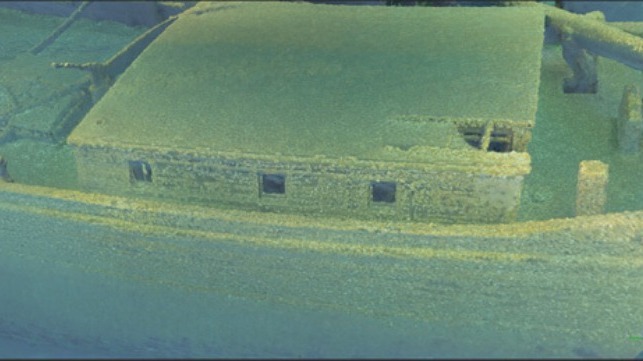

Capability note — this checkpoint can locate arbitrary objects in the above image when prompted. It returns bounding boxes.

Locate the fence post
[576,160,609,216]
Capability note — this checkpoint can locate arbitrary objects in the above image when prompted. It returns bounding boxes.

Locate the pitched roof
[68,2,544,161]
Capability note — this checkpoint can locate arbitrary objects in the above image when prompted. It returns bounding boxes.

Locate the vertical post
[561,37,598,94]
[576,160,609,216]
[0,156,13,183]
[617,84,642,154]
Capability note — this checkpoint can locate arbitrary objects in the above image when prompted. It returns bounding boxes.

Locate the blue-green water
[1,1,642,358]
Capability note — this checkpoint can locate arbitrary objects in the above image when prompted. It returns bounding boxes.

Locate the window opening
[460,126,484,149]
[488,129,513,152]
[261,173,286,194]
[458,125,513,152]
[371,181,396,203]
[129,160,152,182]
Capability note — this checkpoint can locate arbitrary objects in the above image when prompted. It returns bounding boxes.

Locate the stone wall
[71,144,530,224]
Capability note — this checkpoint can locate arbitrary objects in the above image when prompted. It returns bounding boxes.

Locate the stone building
[67,1,544,223]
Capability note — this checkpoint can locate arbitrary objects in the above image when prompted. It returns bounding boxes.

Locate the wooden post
[561,37,598,93]
[617,85,642,154]
[576,160,608,216]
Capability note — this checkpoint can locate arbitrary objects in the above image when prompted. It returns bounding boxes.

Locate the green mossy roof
[68,2,544,161]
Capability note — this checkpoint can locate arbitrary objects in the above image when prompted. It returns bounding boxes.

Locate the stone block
[576,160,609,216]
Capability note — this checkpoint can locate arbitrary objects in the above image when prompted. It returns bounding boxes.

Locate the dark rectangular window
[460,126,484,149]
[488,129,513,152]
[129,160,152,182]
[371,181,396,203]
[458,126,513,153]
[261,173,285,194]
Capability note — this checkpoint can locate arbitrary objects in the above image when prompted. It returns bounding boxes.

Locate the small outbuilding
[67,1,544,223]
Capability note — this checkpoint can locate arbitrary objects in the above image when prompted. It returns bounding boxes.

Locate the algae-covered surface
[0,2,642,359]
[68,2,544,159]
[0,7,146,139]
[518,43,643,220]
